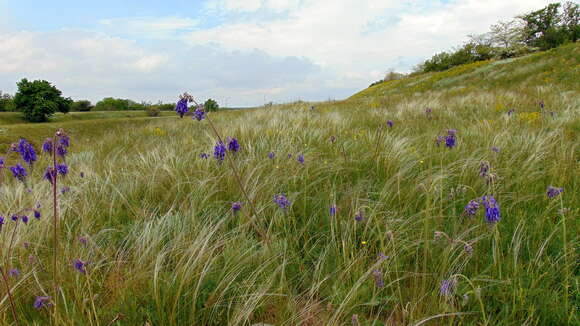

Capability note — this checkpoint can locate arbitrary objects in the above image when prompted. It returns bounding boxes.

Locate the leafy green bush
[204,98,219,112]
[0,92,15,112]
[12,79,72,122]
[71,100,93,112]
[146,106,161,117]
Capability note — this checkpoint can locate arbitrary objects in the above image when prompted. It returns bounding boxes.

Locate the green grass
[0,44,578,325]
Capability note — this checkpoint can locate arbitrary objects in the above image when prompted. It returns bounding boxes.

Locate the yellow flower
[361,241,367,246]
[419,160,424,164]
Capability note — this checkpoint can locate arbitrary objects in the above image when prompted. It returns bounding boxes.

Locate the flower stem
[0,266,20,326]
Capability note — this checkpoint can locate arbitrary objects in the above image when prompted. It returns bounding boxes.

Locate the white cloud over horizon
[0,0,554,106]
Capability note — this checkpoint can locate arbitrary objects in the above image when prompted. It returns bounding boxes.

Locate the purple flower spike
[227,137,240,153]
[193,105,205,121]
[214,141,226,163]
[21,215,29,224]
[10,164,27,182]
[440,278,456,296]
[175,98,189,118]
[44,167,56,184]
[297,154,304,164]
[463,200,480,217]
[56,163,68,176]
[0,216,4,231]
[74,259,87,274]
[445,135,456,148]
[42,138,53,153]
[11,215,18,222]
[231,201,243,213]
[546,186,563,198]
[15,138,37,166]
[355,211,364,222]
[372,269,384,288]
[329,205,337,216]
[274,194,291,210]
[0,157,4,168]
[34,210,41,219]
[34,296,52,309]
[481,195,500,223]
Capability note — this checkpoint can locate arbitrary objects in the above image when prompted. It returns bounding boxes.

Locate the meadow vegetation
[0,42,578,326]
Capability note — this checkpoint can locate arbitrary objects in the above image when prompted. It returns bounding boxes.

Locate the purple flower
[227,137,240,153]
[42,138,53,153]
[463,200,480,217]
[435,136,445,146]
[214,141,226,163]
[464,244,473,255]
[355,211,364,222]
[481,195,500,223]
[387,120,394,128]
[74,259,87,274]
[175,98,189,118]
[80,172,85,178]
[34,296,51,309]
[507,109,515,116]
[329,135,337,143]
[34,210,41,219]
[0,216,4,231]
[56,163,68,176]
[60,187,70,194]
[21,215,29,224]
[539,100,544,109]
[0,157,4,168]
[199,153,209,159]
[79,237,88,246]
[231,201,243,213]
[274,194,291,210]
[329,205,337,216]
[491,147,500,153]
[57,131,70,148]
[193,105,205,121]
[425,107,432,114]
[372,269,384,288]
[287,153,292,159]
[378,253,389,261]
[439,278,456,296]
[445,135,456,148]
[9,164,27,182]
[351,314,360,326]
[268,152,275,159]
[447,129,457,136]
[297,154,304,164]
[9,268,20,278]
[546,186,563,198]
[44,167,56,184]
[15,138,37,166]
[56,145,68,158]
[11,215,18,222]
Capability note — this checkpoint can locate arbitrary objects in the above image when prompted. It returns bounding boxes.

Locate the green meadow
[0,43,578,325]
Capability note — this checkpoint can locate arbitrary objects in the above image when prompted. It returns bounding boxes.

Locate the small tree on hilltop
[13,79,72,122]
[204,98,219,112]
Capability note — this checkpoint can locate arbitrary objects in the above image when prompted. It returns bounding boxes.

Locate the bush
[94,97,129,111]
[71,100,93,112]
[146,106,161,117]
[204,98,219,112]
[13,79,72,122]
[0,92,15,112]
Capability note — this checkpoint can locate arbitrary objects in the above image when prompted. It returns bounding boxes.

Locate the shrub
[204,98,219,112]
[146,106,161,117]
[71,100,93,112]
[12,79,72,122]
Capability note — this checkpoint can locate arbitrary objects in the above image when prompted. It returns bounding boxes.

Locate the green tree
[519,2,577,50]
[0,91,15,112]
[13,79,72,122]
[71,100,93,112]
[94,97,130,111]
[204,98,219,112]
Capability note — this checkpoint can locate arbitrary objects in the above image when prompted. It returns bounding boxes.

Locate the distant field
[0,44,578,325]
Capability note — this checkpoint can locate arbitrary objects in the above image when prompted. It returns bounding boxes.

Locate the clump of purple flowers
[74,259,87,274]
[463,199,480,217]
[175,98,189,118]
[297,154,305,164]
[482,195,500,223]
[274,194,291,210]
[372,269,384,288]
[14,138,37,166]
[193,105,205,121]
[227,137,240,153]
[546,186,563,198]
[232,201,243,214]
[10,164,27,182]
[329,205,337,216]
[214,141,226,163]
[440,278,456,297]
[34,296,52,309]
[445,129,457,148]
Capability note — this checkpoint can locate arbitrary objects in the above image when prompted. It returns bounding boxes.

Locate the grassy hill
[0,44,578,325]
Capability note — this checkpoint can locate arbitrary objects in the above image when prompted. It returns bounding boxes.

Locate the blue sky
[0,0,554,106]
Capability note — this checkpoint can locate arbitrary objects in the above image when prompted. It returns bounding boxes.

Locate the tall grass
[0,44,578,325]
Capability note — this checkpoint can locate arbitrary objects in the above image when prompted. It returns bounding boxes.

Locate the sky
[0,0,554,106]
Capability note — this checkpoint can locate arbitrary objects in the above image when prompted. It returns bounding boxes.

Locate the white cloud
[99,16,199,38]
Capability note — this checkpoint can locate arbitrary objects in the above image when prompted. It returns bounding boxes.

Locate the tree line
[0,79,220,122]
